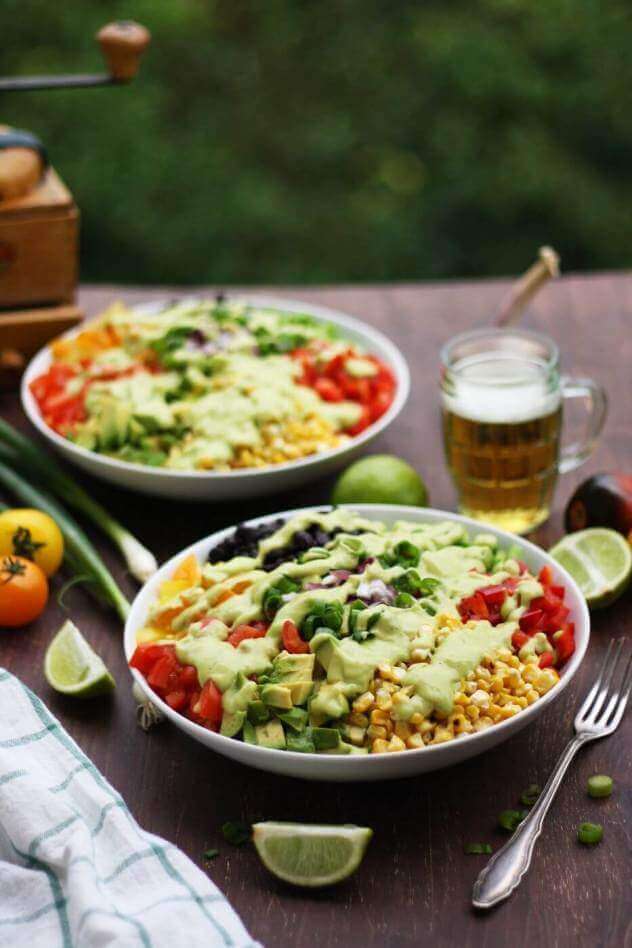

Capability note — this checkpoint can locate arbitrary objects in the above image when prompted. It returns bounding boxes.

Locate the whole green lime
[332,455,428,507]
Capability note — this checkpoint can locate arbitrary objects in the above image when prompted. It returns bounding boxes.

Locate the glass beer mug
[440,328,607,534]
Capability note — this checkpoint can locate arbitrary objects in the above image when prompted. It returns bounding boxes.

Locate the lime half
[549,528,632,609]
[44,620,115,697]
[253,821,372,887]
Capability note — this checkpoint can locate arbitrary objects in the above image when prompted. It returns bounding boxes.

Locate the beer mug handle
[558,376,608,474]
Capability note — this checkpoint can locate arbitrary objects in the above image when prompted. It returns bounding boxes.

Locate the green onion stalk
[0,418,157,582]
[0,460,130,621]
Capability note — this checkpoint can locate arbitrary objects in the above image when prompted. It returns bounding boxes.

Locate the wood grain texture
[1,274,631,947]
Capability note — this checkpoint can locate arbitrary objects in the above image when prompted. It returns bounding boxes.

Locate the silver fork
[472,639,631,910]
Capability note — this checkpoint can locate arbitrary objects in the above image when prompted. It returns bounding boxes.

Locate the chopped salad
[129,510,576,755]
[30,298,396,471]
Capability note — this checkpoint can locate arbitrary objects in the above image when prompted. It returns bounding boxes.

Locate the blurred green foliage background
[3,0,631,285]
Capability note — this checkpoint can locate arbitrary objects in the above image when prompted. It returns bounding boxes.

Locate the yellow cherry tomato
[0,509,64,577]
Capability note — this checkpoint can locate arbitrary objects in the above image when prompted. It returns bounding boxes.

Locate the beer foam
[442,354,560,423]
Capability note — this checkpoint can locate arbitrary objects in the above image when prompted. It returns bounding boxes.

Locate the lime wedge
[44,620,115,697]
[253,821,372,887]
[549,528,632,609]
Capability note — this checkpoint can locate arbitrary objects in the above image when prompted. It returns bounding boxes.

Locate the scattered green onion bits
[203,848,219,860]
[222,821,251,846]
[578,822,603,845]
[498,809,528,833]
[520,784,541,807]
[587,775,613,799]
[464,843,492,855]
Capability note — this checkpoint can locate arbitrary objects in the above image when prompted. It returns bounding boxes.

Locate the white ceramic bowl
[21,295,410,500]
[124,504,590,782]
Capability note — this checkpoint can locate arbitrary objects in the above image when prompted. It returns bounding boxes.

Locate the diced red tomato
[457,567,575,671]
[512,630,530,650]
[458,592,489,622]
[346,404,372,437]
[193,679,223,730]
[314,377,344,402]
[292,344,396,435]
[282,619,310,654]
[227,623,268,647]
[165,690,188,711]
[147,651,179,690]
[519,609,545,634]
[538,652,554,669]
[553,623,575,666]
[479,585,507,607]
[129,643,169,675]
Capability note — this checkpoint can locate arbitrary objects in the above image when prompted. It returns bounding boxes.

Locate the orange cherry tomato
[0,556,48,627]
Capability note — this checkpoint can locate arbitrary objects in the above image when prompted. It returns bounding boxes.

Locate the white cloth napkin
[0,669,260,948]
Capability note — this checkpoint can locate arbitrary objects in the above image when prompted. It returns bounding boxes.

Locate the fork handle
[472,734,588,909]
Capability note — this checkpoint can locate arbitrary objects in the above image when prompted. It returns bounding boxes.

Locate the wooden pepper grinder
[0,21,151,390]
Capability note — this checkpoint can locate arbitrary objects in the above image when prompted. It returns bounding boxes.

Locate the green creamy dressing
[176,624,277,692]
[394,621,514,720]
[75,300,366,467]
[168,510,522,722]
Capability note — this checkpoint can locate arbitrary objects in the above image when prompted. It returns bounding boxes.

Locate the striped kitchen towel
[0,669,260,947]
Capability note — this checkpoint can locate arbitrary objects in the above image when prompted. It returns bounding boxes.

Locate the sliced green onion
[520,784,542,807]
[0,460,130,621]
[221,821,250,846]
[0,419,157,582]
[578,822,603,845]
[587,775,613,799]
[464,843,492,855]
[203,848,219,860]
[498,809,528,833]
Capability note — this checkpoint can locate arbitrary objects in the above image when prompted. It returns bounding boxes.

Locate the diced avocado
[345,356,378,378]
[276,707,308,732]
[99,399,130,450]
[289,681,313,706]
[311,727,342,751]
[347,745,369,755]
[286,729,316,753]
[255,719,286,750]
[261,683,293,710]
[320,742,353,755]
[243,720,257,745]
[127,417,146,444]
[309,682,349,725]
[74,429,97,450]
[220,710,246,738]
[271,651,315,683]
[246,700,270,726]
[223,673,258,716]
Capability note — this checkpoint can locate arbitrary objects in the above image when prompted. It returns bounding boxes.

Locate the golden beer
[440,328,606,535]
[442,406,562,534]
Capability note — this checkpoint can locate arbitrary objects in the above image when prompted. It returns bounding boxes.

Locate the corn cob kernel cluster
[342,648,560,754]
[231,415,343,468]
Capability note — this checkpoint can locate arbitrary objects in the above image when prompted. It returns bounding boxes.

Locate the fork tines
[576,639,632,733]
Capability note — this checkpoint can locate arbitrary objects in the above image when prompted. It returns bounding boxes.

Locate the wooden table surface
[1,274,631,947]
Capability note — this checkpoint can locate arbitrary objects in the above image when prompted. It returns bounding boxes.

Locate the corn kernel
[348,712,369,728]
[371,738,390,754]
[431,727,454,744]
[394,721,412,741]
[352,692,374,713]
[471,689,490,708]
[406,732,424,750]
[387,735,406,752]
[370,708,390,726]
[367,724,387,740]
